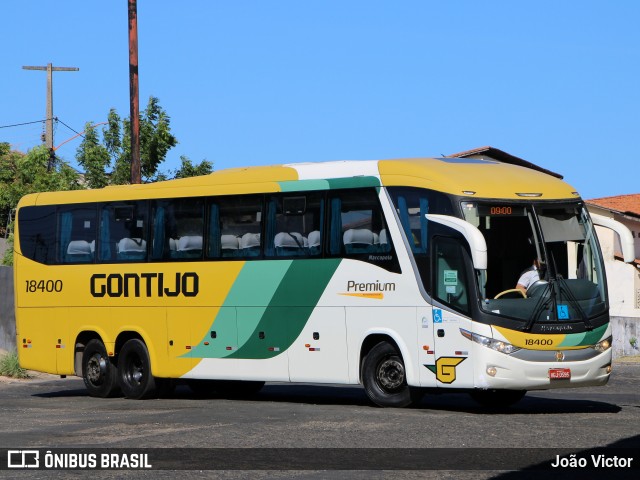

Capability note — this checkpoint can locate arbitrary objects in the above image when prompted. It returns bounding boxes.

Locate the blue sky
[1,1,638,200]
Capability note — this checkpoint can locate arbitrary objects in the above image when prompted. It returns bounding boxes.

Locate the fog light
[606,365,612,374]
[486,366,497,377]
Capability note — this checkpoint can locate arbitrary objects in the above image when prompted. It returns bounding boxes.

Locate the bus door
[428,234,475,388]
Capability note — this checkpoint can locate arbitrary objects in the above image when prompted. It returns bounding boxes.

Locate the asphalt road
[0,362,639,479]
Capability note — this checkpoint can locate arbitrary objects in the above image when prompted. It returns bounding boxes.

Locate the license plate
[549,368,571,380]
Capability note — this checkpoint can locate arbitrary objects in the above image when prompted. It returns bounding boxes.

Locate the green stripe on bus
[186,260,293,359]
[229,258,341,359]
[278,176,380,192]
[187,259,341,359]
[558,324,608,348]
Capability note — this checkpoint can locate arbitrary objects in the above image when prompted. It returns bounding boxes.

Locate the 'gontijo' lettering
[90,272,199,298]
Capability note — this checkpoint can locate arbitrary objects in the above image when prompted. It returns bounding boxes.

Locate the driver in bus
[515,257,541,294]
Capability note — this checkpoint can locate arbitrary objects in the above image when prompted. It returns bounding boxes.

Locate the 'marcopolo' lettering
[90,272,199,298]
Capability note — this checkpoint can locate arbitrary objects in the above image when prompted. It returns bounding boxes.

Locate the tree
[172,155,214,179]
[97,96,178,184]
[75,122,111,189]
[1,143,83,265]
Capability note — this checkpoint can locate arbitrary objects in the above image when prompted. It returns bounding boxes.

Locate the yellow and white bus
[14,158,635,407]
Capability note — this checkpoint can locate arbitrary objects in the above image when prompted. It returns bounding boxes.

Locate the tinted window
[18,205,56,264]
[265,193,324,258]
[58,204,97,263]
[151,198,204,260]
[210,195,263,259]
[328,188,399,272]
[99,201,148,262]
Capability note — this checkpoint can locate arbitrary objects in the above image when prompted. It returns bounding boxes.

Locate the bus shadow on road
[31,381,622,414]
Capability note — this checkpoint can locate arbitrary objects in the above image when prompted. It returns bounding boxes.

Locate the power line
[0,119,48,129]
[55,118,84,138]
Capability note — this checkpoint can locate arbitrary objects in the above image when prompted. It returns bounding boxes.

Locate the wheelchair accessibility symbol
[433,309,443,323]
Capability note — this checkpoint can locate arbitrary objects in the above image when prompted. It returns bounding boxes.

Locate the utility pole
[128,0,141,184]
[22,63,79,155]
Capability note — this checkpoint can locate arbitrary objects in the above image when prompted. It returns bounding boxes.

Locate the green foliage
[172,155,214,179]
[95,96,178,184]
[75,122,111,189]
[0,351,31,379]
[1,143,83,265]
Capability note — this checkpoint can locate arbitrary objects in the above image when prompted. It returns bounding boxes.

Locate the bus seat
[221,234,240,257]
[66,240,93,263]
[377,229,390,252]
[176,235,203,259]
[116,237,147,260]
[240,233,261,257]
[274,232,306,256]
[343,228,375,254]
[307,230,321,255]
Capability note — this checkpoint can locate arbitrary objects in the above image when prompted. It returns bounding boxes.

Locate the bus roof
[19,157,579,207]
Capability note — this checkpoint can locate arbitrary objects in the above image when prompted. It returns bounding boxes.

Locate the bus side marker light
[305,344,311,348]
[204,342,210,346]
[308,348,320,352]
[186,346,192,350]
[486,366,497,377]
[422,345,430,350]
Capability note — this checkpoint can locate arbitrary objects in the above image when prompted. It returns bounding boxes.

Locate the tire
[362,341,420,408]
[118,339,156,399]
[470,389,526,408]
[82,339,119,398]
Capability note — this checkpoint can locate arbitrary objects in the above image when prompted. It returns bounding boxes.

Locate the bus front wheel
[362,341,422,407]
[118,339,156,400]
[82,339,119,398]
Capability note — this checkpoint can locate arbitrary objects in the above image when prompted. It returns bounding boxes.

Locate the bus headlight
[594,336,612,353]
[460,329,520,355]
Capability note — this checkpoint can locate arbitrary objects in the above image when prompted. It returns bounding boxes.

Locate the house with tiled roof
[586,195,640,320]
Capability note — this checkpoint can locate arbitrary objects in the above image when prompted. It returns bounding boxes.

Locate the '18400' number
[25,280,63,293]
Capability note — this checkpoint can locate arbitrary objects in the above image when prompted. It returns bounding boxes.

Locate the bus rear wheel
[470,389,526,408]
[362,341,422,408]
[118,339,156,400]
[82,339,119,398]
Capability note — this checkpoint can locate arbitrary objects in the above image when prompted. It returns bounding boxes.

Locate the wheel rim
[376,356,405,392]
[125,355,144,386]
[86,353,107,386]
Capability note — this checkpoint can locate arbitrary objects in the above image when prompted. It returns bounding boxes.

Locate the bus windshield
[462,201,607,327]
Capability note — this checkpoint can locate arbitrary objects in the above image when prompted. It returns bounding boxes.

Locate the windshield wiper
[522,280,553,332]
[556,275,593,331]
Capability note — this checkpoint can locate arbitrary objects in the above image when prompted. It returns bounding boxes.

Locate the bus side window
[215,195,263,259]
[99,202,148,262]
[432,236,470,315]
[265,193,324,258]
[328,188,398,271]
[58,204,97,264]
[151,198,204,261]
[17,205,57,265]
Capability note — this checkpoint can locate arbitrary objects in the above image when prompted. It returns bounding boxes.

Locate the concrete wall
[0,266,16,352]
[611,316,640,358]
